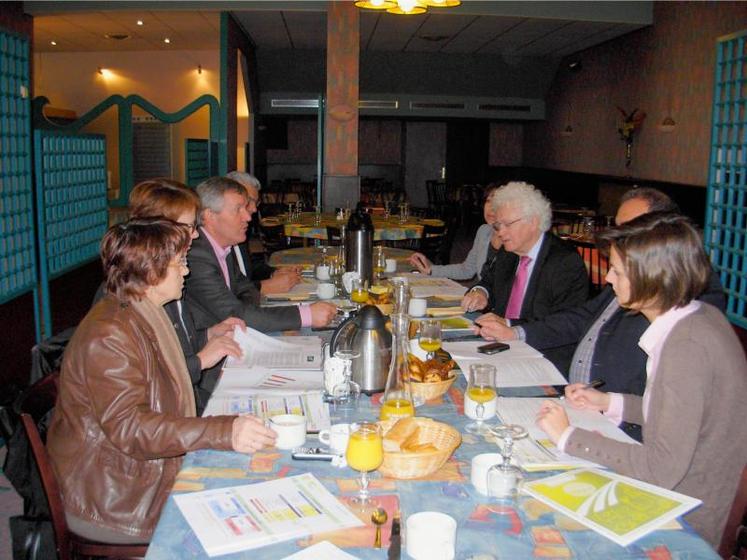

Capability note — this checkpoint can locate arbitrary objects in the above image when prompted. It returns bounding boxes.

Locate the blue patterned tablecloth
[146,378,718,560]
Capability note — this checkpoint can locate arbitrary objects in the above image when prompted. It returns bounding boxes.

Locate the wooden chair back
[569,238,608,296]
[326,226,342,246]
[419,223,447,263]
[720,464,747,559]
[259,223,288,254]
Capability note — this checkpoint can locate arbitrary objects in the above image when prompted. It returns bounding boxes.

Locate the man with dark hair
[476,187,725,441]
[184,176,336,338]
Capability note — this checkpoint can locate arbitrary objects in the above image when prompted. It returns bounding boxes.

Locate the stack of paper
[399,274,467,298]
[442,340,567,388]
[495,397,638,471]
[265,279,319,301]
[174,473,363,557]
[225,328,323,370]
[523,469,701,546]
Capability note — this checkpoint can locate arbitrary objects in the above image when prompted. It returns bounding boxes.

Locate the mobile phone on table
[477,342,510,355]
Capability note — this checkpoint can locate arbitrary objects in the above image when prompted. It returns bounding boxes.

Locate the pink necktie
[505,256,531,319]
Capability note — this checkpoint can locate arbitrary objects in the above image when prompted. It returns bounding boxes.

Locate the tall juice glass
[380,313,415,420]
[465,363,497,435]
[346,422,383,506]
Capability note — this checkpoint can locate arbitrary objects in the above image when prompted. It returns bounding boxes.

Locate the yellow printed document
[523,469,701,546]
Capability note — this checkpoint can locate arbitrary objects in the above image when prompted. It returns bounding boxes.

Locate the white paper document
[174,473,363,557]
[523,469,701,546]
[216,368,324,393]
[497,397,638,470]
[265,279,319,300]
[399,274,467,298]
[202,390,330,432]
[444,340,566,388]
[280,541,361,560]
[226,328,323,370]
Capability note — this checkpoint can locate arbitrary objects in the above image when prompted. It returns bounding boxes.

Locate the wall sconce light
[197,64,202,75]
[97,67,104,75]
[561,125,574,137]
[658,116,676,133]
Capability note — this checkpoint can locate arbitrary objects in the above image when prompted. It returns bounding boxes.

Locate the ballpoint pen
[585,380,606,390]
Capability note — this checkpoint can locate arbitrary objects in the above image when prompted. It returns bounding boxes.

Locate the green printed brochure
[523,469,701,546]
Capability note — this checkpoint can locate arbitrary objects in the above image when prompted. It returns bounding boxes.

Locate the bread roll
[383,417,419,452]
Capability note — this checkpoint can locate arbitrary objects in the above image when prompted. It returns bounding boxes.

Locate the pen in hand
[584,380,606,390]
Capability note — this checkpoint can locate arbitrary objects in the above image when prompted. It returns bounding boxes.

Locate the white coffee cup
[316,264,330,281]
[471,453,503,496]
[269,414,307,450]
[317,282,336,300]
[464,391,497,421]
[318,423,354,455]
[408,297,427,317]
[385,258,397,273]
[406,512,457,560]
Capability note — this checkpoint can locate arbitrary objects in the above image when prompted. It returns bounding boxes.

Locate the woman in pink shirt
[536,212,747,547]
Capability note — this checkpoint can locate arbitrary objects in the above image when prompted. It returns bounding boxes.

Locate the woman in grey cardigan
[536,212,747,548]
[408,184,501,281]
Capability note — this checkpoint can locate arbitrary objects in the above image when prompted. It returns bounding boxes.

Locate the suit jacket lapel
[493,250,518,313]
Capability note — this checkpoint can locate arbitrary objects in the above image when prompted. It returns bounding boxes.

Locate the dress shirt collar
[200,227,232,260]
[525,233,544,262]
[638,300,702,357]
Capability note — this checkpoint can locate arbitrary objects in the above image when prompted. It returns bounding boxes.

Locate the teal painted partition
[34,130,108,338]
[0,29,36,326]
[705,29,747,329]
[185,138,210,187]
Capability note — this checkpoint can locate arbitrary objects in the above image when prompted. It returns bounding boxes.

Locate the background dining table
[145,370,718,559]
[260,213,444,242]
[268,246,415,272]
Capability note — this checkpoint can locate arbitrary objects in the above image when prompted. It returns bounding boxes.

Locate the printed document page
[225,328,323,370]
[523,469,701,546]
[174,473,363,557]
[398,274,467,298]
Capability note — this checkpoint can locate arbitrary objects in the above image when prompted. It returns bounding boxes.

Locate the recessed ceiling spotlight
[104,33,131,41]
[136,20,144,26]
[163,37,171,44]
[50,40,57,46]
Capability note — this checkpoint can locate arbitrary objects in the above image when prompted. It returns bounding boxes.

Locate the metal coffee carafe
[345,208,374,285]
[329,305,392,394]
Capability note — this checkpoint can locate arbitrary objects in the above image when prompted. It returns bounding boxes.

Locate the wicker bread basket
[410,371,457,402]
[378,417,461,479]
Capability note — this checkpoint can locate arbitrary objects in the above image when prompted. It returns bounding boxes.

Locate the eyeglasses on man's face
[491,216,524,231]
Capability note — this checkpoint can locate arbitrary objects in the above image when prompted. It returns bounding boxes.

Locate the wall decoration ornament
[616,107,646,167]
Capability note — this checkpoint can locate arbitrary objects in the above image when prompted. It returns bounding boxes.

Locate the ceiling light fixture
[658,116,676,133]
[164,37,171,44]
[355,0,459,15]
[197,64,203,75]
[50,40,57,46]
[97,67,104,75]
[137,20,144,26]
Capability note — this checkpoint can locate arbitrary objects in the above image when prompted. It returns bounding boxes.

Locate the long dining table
[145,334,719,559]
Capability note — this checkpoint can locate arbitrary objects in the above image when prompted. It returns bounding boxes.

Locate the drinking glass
[391,278,410,315]
[465,364,497,435]
[486,424,528,500]
[418,319,442,361]
[313,205,322,226]
[351,277,369,308]
[286,203,295,223]
[330,348,361,407]
[373,246,386,281]
[346,422,383,507]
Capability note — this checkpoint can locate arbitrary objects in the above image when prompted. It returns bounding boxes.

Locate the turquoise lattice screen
[705,29,747,329]
[0,30,35,304]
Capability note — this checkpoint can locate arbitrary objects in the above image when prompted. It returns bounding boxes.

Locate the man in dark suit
[477,187,726,441]
[226,171,302,293]
[184,177,337,335]
[461,181,589,326]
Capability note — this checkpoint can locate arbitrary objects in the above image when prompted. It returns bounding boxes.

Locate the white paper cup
[317,282,336,300]
[408,298,427,317]
[464,392,497,421]
[318,423,353,455]
[270,414,306,450]
[385,258,397,273]
[471,453,503,496]
[406,512,456,560]
[316,264,330,281]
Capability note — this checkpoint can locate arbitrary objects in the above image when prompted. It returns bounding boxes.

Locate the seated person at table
[47,219,277,544]
[94,178,245,413]
[226,171,302,295]
[408,183,502,281]
[461,181,589,323]
[536,212,747,547]
[184,176,337,335]
[474,188,726,442]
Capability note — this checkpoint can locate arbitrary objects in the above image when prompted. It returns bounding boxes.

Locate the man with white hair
[462,181,589,325]
[225,171,301,295]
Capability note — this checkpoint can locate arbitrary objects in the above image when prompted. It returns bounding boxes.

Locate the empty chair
[326,225,342,246]
[419,223,447,264]
[569,237,609,296]
[259,222,288,255]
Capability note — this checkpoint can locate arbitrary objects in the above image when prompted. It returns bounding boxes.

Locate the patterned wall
[524,2,747,187]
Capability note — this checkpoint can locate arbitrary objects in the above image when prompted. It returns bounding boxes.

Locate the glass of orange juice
[351,277,369,308]
[346,422,384,506]
[418,319,442,360]
[465,364,497,435]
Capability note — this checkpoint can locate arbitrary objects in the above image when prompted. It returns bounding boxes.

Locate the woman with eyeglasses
[94,178,245,412]
[408,184,502,280]
[48,219,277,544]
[536,212,747,547]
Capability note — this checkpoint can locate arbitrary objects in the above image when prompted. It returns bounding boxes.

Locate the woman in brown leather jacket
[47,218,277,544]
